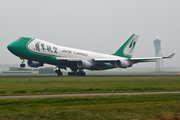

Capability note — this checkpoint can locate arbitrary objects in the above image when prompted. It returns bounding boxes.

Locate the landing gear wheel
[20,63,26,68]
[20,58,25,68]
[55,67,63,76]
[68,72,71,76]
[57,72,62,76]
[76,71,86,76]
[82,72,86,76]
[68,72,75,76]
[68,69,86,76]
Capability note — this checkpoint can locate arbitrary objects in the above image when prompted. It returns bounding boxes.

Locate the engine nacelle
[77,60,92,69]
[115,60,130,68]
[27,60,44,68]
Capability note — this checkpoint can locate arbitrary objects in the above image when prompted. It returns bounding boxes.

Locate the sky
[0,0,179,69]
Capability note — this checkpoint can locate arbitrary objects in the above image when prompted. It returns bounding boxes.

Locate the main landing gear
[55,66,63,76]
[20,58,26,68]
[68,69,86,76]
[55,67,86,76]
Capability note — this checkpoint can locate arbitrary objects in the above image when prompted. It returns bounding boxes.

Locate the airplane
[7,34,175,76]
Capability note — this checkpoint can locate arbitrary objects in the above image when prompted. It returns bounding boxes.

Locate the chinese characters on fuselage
[34,42,58,53]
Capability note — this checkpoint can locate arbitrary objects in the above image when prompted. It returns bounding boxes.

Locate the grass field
[0,77,180,95]
[0,76,180,119]
[0,94,180,119]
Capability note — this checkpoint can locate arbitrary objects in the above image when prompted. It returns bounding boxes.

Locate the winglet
[163,53,175,59]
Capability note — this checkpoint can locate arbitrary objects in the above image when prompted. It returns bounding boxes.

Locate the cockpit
[17,37,33,41]
[17,37,26,41]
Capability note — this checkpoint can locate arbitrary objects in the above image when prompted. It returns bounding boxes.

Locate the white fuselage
[28,38,126,61]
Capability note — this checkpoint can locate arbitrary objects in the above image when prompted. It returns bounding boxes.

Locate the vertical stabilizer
[113,34,139,58]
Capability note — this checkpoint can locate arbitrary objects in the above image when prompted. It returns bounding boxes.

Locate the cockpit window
[17,37,33,41]
[18,37,25,41]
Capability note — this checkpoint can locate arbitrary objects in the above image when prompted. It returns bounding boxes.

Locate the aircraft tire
[76,72,86,76]
[83,72,86,76]
[68,72,85,76]
[57,72,62,76]
[55,70,58,73]
[68,72,74,76]
[68,72,72,76]
[20,63,26,68]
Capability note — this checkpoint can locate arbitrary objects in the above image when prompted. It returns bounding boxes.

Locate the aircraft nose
[7,41,21,56]
[7,38,28,57]
[7,42,14,52]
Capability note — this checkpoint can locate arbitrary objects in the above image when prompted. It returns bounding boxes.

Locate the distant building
[154,36,164,71]
[39,67,55,74]
[2,67,55,74]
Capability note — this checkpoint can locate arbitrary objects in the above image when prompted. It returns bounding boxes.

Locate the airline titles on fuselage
[33,42,88,57]
[34,42,58,54]
[61,50,88,56]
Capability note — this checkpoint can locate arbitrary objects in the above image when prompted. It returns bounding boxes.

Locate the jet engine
[115,60,130,68]
[77,60,92,69]
[27,60,44,67]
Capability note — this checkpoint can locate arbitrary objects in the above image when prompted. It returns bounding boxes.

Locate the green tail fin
[113,34,139,58]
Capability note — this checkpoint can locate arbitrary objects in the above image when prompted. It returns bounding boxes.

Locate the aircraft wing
[56,53,175,63]
[91,53,175,63]
[55,53,175,70]
[56,57,119,64]
[129,53,175,63]
[56,57,89,61]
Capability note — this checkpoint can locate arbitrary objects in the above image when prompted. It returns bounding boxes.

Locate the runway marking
[0,91,180,99]
[0,74,179,78]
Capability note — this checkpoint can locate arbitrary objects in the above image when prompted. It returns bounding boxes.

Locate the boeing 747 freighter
[7,34,175,76]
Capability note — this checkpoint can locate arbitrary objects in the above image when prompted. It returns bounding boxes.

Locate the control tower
[154,36,164,71]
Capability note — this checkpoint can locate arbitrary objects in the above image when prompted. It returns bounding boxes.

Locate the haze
[0,0,179,69]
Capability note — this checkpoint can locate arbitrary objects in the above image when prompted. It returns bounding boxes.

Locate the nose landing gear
[20,58,26,68]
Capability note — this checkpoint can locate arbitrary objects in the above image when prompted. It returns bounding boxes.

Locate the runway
[0,91,180,99]
[0,74,179,78]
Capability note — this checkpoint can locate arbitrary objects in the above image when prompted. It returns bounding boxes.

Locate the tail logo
[113,34,138,58]
[128,38,136,54]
